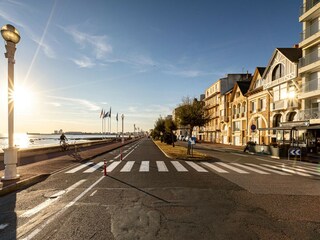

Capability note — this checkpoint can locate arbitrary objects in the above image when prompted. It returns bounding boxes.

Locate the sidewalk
[180,141,320,163]
[0,138,138,197]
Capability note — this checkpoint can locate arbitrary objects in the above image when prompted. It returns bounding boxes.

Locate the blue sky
[0,0,301,134]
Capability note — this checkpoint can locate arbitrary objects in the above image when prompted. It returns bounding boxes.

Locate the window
[251,101,256,112]
[272,64,284,81]
[233,121,240,131]
[280,84,287,100]
[259,98,266,110]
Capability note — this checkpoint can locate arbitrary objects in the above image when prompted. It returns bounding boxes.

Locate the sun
[12,84,36,114]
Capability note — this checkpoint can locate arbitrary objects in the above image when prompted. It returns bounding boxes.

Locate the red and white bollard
[104,158,107,176]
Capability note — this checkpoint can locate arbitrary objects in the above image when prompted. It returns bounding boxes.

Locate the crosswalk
[65,160,320,178]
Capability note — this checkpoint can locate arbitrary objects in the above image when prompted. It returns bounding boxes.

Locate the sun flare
[12,85,36,114]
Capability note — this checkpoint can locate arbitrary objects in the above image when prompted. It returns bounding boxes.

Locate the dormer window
[272,64,284,81]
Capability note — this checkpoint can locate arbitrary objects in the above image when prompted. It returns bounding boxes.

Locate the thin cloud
[62,25,112,60]
[48,96,100,111]
[72,55,95,68]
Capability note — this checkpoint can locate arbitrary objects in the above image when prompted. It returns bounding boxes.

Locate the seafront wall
[0,139,116,162]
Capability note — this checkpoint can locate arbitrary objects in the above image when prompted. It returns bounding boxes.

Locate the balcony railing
[300,20,320,41]
[303,77,320,93]
[271,100,285,111]
[299,48,320,68]
[298,108,320,120]
[300,0,320,16]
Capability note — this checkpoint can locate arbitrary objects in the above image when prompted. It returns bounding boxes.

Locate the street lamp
[1,24,20,180]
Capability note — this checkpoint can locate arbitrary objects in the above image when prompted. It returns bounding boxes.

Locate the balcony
[300,20,320,42]
[271,100,285,111]
[298,108,320,120]
[300,0,320,17]
[304,77,320,92]
[299,49,320,73]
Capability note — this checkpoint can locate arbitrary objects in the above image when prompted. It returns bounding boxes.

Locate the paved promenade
[0,138,138,196]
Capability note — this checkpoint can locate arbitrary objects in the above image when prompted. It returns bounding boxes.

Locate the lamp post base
[2,147,19,180]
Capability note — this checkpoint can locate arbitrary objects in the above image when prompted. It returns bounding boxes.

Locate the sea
[0,133,117,151]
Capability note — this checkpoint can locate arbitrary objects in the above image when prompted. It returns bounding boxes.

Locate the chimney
[293,44,299,49]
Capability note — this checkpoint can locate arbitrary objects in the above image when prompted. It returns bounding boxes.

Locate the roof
[237,79,251,95]
[276,48,302,62]
[257,67,266,76]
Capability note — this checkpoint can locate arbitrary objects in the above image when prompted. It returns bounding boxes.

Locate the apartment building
[245,67,271,144]
[298,0,320,153]
[204,74,250,143]
[220,88,233,144]
[230,78,252,146]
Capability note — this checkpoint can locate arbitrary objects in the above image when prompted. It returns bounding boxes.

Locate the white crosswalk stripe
[139,161,149,172]
[201,162,229,173]
[156,161,168,172]
[245,163,291,175]
[120,161,135,172]
[185,161,208,172]
[261,164,312,177]
[171,161,188,172]
[275,164,320,176]
[65,162,93,173]
[83,162,104,173]
[216,162,249,174]
[231,163,270,174]
[107,161,122,172]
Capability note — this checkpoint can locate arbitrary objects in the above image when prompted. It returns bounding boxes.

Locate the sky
[0,0,301,134]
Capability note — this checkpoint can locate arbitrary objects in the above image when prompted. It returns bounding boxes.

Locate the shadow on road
[107,175,170,204]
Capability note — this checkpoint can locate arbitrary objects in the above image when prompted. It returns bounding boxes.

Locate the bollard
[104,158,107,176]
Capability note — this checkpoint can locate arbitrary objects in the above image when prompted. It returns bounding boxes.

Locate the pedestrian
[243,142,249,152]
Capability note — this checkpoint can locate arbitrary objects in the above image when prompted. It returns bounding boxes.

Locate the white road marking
[261,164,312,177]
[21,180,86,218]
[106,161,121,172]
[139,161,149,172]
[171,161,188,172]
[0,224,9,230]
[120,161,135,172]
[90,190,97,197]
[84,162,104,173]
[201,162,229,173]
[156,161,168,172]
[245,163,291,175]
[216,162,249,174]
[186,161,208,172]
[21,176,104,240]
[65,162,93,173]
[231,163,270,174]
[122,148,135,160]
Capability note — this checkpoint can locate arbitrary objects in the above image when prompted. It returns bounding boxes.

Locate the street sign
[289,148,301,156]
[189,137,196,145]
[250,124,256,131]
[288,147,302,161]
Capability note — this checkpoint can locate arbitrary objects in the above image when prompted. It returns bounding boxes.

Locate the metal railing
[298,108,320,120]
[299,48,320,67]
[300,20,320,41]
[300,0,320,16]
[303,77,320,92]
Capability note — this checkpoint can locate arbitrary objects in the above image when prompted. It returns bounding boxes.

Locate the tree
[153,116,166,141]
[175,97,210,139]
[165,118,177,146]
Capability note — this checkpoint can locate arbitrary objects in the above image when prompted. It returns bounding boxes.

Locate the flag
[116,113,118,121]
[109,107,112,118]
[103,111,109,118]
[100,109,104,118]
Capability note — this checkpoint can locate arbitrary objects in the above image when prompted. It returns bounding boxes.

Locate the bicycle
[60,140,70,151]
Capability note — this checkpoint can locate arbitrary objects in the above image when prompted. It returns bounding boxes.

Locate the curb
[0,174,50,197]
[152,140,174,159]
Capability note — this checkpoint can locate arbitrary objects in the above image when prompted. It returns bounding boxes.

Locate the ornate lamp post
[1,24,20,180]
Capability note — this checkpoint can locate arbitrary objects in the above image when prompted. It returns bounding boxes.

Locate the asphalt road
[0,138,320,239]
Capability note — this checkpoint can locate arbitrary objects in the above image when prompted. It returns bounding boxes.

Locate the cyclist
[60,133,69,150]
